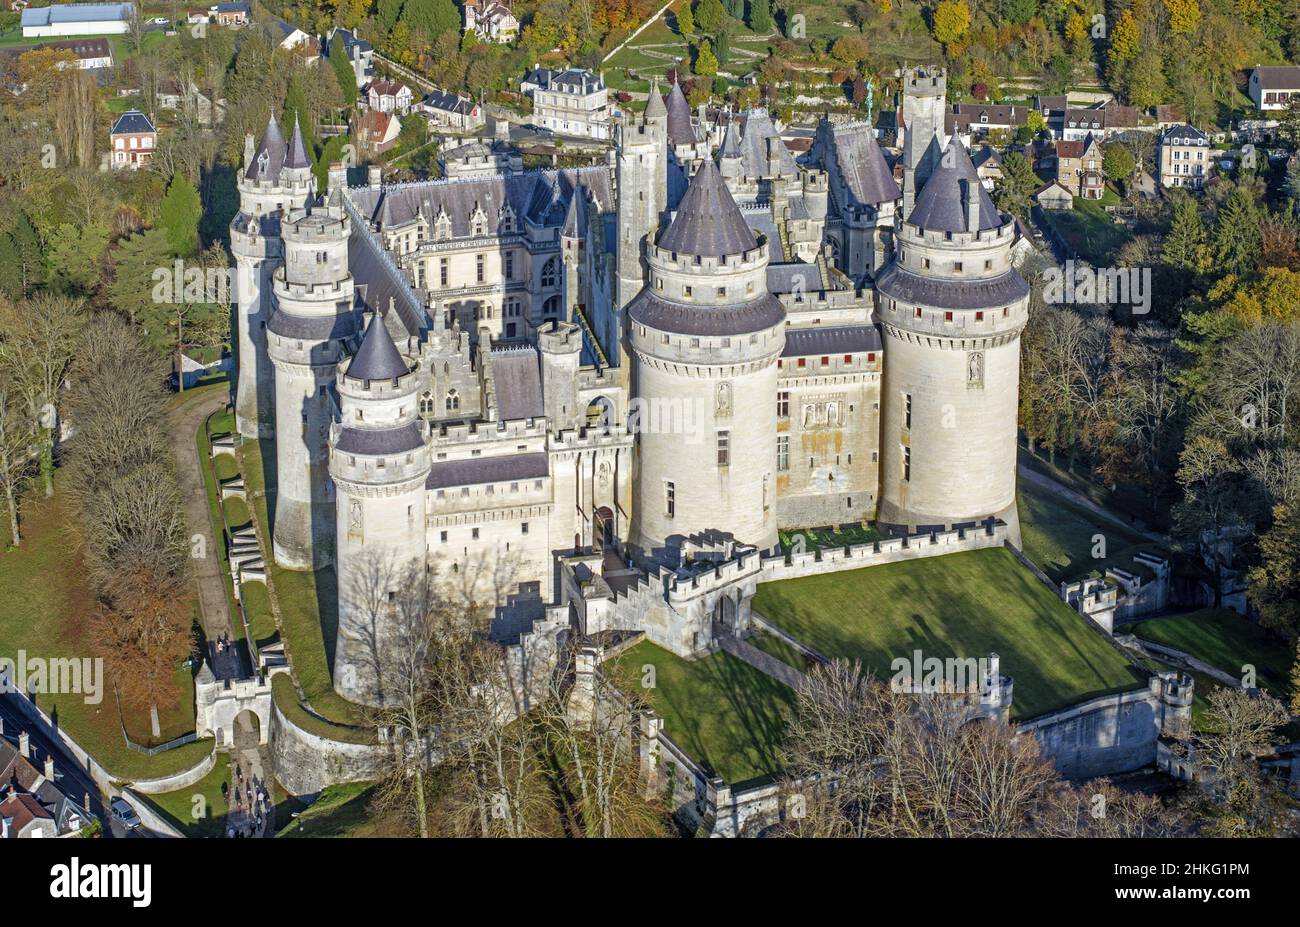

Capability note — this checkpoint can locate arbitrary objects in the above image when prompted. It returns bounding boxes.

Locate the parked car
[110,797,141,830]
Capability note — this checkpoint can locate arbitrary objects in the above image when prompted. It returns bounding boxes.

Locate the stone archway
[594,505,615,550]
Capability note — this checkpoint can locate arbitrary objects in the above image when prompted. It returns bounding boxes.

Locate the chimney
[328,160,347,196]
[44,754,54,780]
[243,132,255,169]
[367,164,382,187]
[18,731,29,758]
[902,169,916,220]
[495,118,510,142]
[963,178,979,232]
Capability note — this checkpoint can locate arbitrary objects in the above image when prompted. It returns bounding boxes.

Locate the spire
[907,139,1000,234]
[244,113,287,182]
[665,80,695,147]
[285,117,311,170]
[718,116,742,160]
[347,313,410,382]
[644,78,667,121]
[657,159,757,258]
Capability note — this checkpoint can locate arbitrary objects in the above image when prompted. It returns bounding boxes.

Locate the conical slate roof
[285,117,311,170]
[908,139,1000,234]
[665,80,695,146]
[347,313,409,382]
[245,113,287,183]
[718,117,742,160]
[658,159,757,257]
[644,79,667,120]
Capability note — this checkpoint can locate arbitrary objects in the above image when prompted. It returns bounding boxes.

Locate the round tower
[538,319,583,433]
[231,116,316,439]
[627,160,785,557]
[330,314,430,704]
[875,139,1028,543]
[267,180,357,570]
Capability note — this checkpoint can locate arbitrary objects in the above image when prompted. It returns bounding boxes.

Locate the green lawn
[1123,609,1295,700]
[138,758,232,838]
[748,631,814,673]
[277,781,380,837]
[778,522,881,554]
[608,641,795,787]
[1018,478,1162,584]
[1041,196,1133,265]
[0,482,212,779]
[753,548,1148,719]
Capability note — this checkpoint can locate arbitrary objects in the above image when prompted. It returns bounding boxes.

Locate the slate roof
[490,347,544,421]
[285,118,311,170]
[347,314,410,382]
[781,324,881,357]
[0,792,51,836]
[426,452,549,490]
[766,262,849,295]
[907,139,1001,234]
[331,27,372,53]
[644,79,667,120]
[334,422,425,456]
[664,80,696,146]
[818,119,900,209]
[718,117,742,159]
[267,308,359,341]
[245,114,287,182]
[1159,124,1209,145]
[423,88,475,115]
[736,109,799,178]
[627,288,785,337]
[1252,64,1300,89]
[658,159,757,257]
[349,167,612,238]
[110,110,155,135]
[875,263,1030,311]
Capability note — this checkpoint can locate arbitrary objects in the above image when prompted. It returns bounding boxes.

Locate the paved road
[166,389,239,667]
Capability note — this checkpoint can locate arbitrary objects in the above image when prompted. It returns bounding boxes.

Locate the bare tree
[0,374,36,545]
[1192,687,1294,837]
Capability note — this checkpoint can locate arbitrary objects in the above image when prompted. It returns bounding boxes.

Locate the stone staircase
[227,525,265,601]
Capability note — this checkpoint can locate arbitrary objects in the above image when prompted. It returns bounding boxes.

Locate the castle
[230,66,1030,704]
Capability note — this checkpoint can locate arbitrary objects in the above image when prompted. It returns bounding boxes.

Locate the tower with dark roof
[875,138,1027,543]
[627,159,786,559]
[329,312,431,702]
[231,114,317,440]
[614,90,668,319]
[900,65,949,218]
[266,164,357,569]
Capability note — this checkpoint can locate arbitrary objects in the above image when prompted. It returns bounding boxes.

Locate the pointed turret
[346,313,410,383]
[644,78,667,123]
[658,159,756,258]
[665,80,695,147]
[245,113,287,183]
[907,139,1000,234]
[285,117,312,171]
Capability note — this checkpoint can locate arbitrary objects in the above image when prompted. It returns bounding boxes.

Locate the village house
[186,10,209,25]
[0,36,114,74]
[418,88,485,131]
[109,110,156,169]
[1058,100,1138,141]
[1035,179,1074,210]
[272,18,320,60]
[971,146,1002,191]
[21,1,132,36]
[0,729,93,838]
[1158,123,1211,189]
[1052,134,1105,199]
[1248,65,1300,111]
[214,1,250,26]
[464,0,518,44]
[357,109,401,154]
[326,27,373,84]
[524,67,609,140]
[366,79,413,115]
[439,126,522,178]
[157,79,220,125]
[945,102,1029,144]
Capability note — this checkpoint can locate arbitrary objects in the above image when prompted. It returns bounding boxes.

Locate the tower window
[975,311,984,321]
[665,481,675,518]
[777,391,789,418]
[914,307,923,318]
[777,435,789,472]
[903,446,911,481]
[446,389,460,412]
[944,311,953,322]
[521,522,529,534]
[476,254,485,283]
[440,258,448,287]
[717,431,730,467]
[472,527,480,540]
[904,393,912,429]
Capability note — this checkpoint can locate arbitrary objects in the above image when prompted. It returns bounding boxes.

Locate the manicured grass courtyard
[608,641,795,787]
[753,548,1148,719]
[139,759,233,838]
[1018,478,1162,585]
[1121,609,1295,701]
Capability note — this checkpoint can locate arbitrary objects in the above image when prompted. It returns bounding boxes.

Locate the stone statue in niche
[716,381,733,418]
[967,351,984,387]
[598,461,611,488]
[349,498,362,533]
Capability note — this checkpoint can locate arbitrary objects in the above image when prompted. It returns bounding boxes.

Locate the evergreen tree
[993,151,1039,219]
[1248,503,1300,638]
[159,174,202,257]
[7,214,43,296]
[1214,187,1262,276]
[695,0,727,33]
[378,0,404,33]
[282,76,316,153]
[0,233,21,300]
[695,39,718,76]
[749,0,771,31]
[676,0,695,33]
[329,35,359,108]
[1162,195,1207,272]
[403,0,460,39]
[716,29,730,67]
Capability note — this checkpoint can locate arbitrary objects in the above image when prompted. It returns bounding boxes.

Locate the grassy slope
[753,548,1146,719]
[1018,478,1161,584]
[0,486,211,779]
[1127,609,1294,699]
[138,758,232,837]
[276,781,381,837]
[609,640,795,787]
